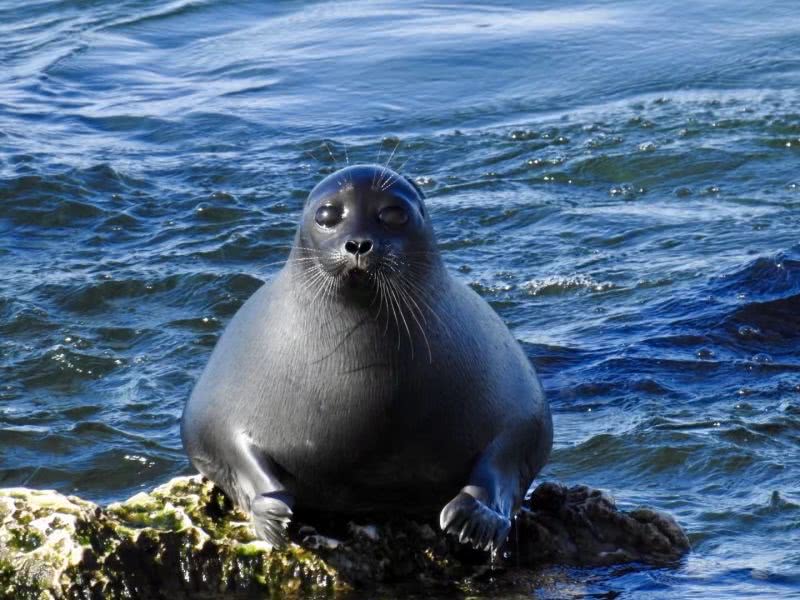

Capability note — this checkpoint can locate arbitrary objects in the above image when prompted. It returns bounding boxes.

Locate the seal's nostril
[345,239,373,255]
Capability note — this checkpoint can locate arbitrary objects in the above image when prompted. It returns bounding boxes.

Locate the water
[1,0,799,597]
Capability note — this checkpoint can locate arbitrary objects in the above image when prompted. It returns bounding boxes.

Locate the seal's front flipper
[233,433,295,548]
[440,417,549,552]
[440,487,511,551]
[439,437,518,552]
[251,490,294,548]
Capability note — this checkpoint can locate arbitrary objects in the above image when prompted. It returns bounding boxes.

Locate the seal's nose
[344,239,373,256]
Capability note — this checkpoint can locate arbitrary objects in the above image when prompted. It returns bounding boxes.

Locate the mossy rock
[0,479,341,599]
[0,477,689,599]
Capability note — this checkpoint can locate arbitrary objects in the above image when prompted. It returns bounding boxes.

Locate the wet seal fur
[181,164,553,552]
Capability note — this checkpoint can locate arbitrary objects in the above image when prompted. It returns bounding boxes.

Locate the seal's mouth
[344,267,373,288]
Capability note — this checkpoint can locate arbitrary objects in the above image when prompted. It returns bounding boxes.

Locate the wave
[523,274,615,296]
[707,248,800,358]
[631,247,800,361]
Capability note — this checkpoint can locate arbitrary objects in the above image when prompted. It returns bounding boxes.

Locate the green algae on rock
[0,476,689,599]
[0,478,343,599]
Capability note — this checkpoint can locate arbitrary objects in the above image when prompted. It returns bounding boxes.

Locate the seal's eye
[378,206,408,228]
[315,205,343,228]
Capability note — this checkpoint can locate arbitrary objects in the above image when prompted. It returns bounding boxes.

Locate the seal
[181,164,553,551]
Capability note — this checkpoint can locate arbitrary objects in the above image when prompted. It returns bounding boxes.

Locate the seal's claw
[440,491,511,552]
[473,519,490,550]
[440,495,469,533]
[250,491,294,548]
[492,515,512,552]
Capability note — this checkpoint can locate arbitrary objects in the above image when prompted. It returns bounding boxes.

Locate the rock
[0,477,689,599]
[0,479,342,599]
[515,482,690,566]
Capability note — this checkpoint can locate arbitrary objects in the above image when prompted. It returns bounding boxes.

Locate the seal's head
[295,164,435,294]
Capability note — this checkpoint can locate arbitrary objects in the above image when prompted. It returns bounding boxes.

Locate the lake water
[2,0,799,597]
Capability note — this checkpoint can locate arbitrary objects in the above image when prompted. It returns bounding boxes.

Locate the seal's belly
[262,385,485,513]
[287,440,472,514]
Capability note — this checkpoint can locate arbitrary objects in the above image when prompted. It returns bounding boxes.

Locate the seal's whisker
[317,274,340,313]
[404,279,447,336]
[367,270,384,312]
[381,260,438,344]
[380,272,397,340]
[380,156,412,191]
[383,277,405,353]
[375,272,388,333]
[288,253,326,264]
[285,259,321,267]
[322,270,339,309]
[397,272,441,317]
[317,268,335,307]
[394,280,425,361]
[376,144,399,190]
[385,276,414,358]
[383,273,403,350]
[391,251,437,259]
[308,260,343,307]
[374,166,389,192]
[397,262,441,283]
[378,172,390,191]
[393,269,456,344]
[261,258,296,268]
[323,141,340,171]
[294,268,319,288]
[372,142,385,189]
[284,256,323,267]
[294,274,320,299]
[259,249,325,269]
[374,272,388,333]
[382,139,400,170]
[391,271,429,327]
[372,269,386,326]
[390,275,431,363]
[377,272,393,336]
[297,260,336,297]
[296,266,328,298]
[383,255,437,290]
[292,261,321,285]
[343,144,354,188]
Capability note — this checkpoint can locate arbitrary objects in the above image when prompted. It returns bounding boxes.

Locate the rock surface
[0,476,689,599]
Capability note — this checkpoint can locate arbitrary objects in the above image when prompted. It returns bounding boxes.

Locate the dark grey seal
[181,164,552,551]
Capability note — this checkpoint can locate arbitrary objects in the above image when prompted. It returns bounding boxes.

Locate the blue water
[2,1,800,597]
